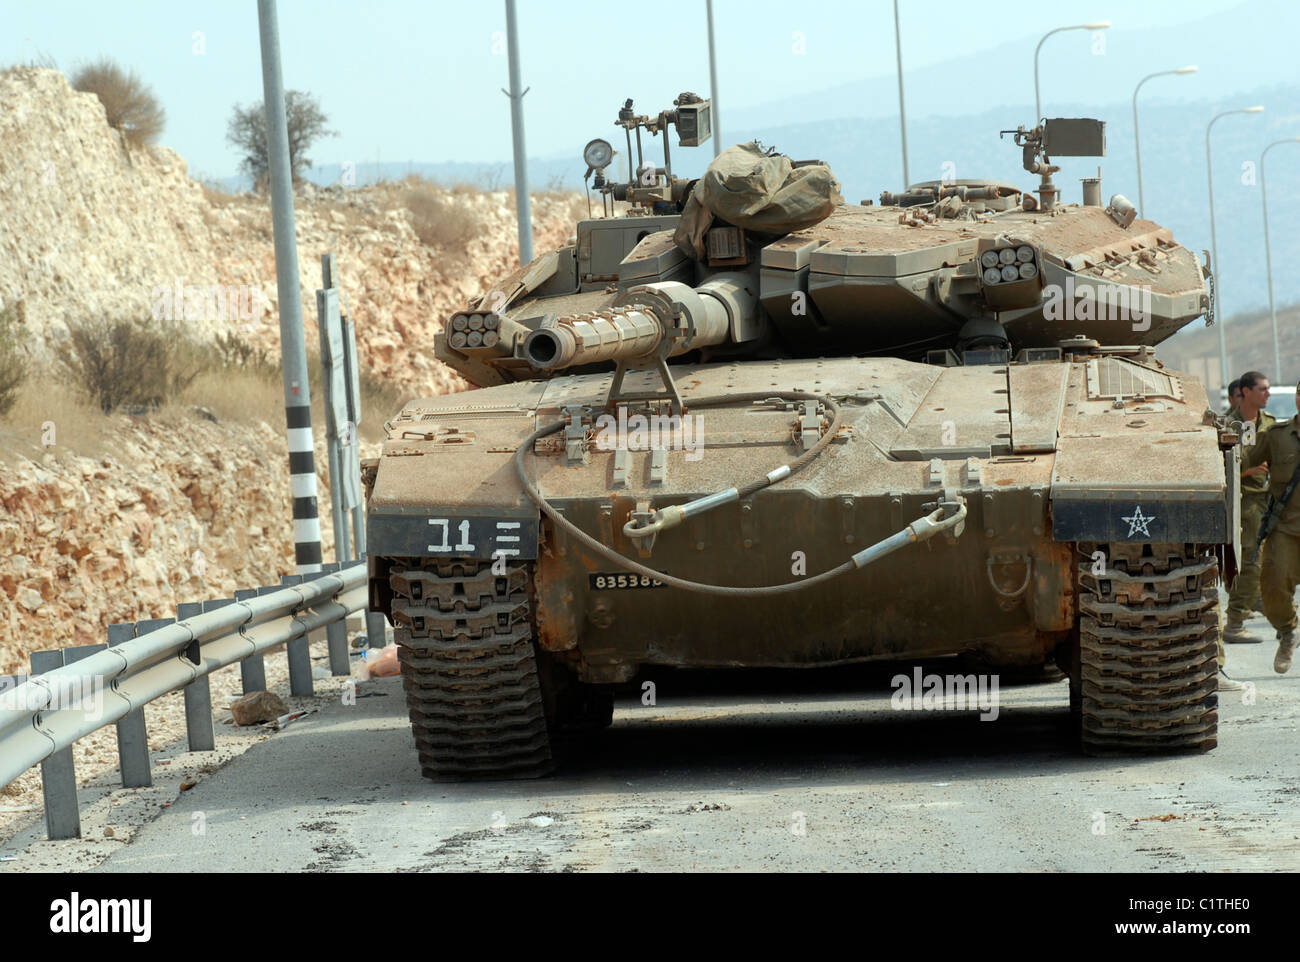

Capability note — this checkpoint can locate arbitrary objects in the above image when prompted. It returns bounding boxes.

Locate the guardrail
[0,560,371,841]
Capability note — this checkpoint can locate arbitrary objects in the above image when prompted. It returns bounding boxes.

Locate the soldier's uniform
[1242,415,1300,672]
[1226,405,1276,630]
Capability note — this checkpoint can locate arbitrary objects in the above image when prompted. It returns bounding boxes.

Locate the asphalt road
[9,610,1292,873]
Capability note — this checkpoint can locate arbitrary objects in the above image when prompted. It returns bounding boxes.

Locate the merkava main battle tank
[365,93,1240,780]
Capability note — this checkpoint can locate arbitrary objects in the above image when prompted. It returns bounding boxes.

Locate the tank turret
[436,108,1210,399]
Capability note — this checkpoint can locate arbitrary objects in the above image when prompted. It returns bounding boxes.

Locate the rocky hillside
[0,67,585,672]
[0,419,366,676]
[0,66,583,398]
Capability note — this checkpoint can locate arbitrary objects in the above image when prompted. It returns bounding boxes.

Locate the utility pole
[1034,22,1110,122]
[1131,66,1197,218]
[707,0,720,157]
[1205,106,1265,391]
[503,0,533,264]
[893,0,909,187]
[1260,138,1300,386]
[257,0,322,577]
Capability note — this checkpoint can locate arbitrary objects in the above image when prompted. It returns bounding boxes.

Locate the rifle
[1252,468,1300,564]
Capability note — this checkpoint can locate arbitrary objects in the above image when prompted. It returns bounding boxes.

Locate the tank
[365,94,1240,780]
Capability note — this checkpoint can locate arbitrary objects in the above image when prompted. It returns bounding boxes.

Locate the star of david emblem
[1121,505,1156,538]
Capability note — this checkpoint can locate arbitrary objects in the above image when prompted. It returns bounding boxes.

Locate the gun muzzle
[524,307,666,369]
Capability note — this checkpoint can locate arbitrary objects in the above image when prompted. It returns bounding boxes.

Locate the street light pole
[1132,66,1197,218]
[1261,137,1300,386]
[503,0,533,265]
[1034,21,1110,122]
[256,0,322,579]
[893,0,909,187]
[706,0,720,157]
[1206,106,1265,393]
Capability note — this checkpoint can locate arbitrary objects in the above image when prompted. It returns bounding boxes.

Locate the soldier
[1224,371,1275,641]
[1242,382,1300,673]
[1226,378,1243,415]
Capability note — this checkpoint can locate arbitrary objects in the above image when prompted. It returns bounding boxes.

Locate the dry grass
[360,371,405,436]
[70,58,165,148]
[0,304,28,418]
[172,367,285,426]
[401,176,478,254]
[0,368,113,463]
[1,51,58,73]
[200,179,241,208]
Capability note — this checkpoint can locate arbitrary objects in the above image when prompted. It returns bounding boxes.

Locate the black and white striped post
[258,0,322,578]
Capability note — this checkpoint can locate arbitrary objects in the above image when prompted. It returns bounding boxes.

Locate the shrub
[0,304,28,419]
[213,330,278,380]
[56,317,203,414]
[71,58,165,147]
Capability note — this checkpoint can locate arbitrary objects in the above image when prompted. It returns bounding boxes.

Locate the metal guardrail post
[230,590,267,692]
[278,576,314,696]
[321,563,351,676]
[107,623,152,788]
[31,649,81,840]
[177,603,216,752]
[366,609,389,650]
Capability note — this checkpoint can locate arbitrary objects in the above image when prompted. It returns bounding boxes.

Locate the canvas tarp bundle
[675,142,842,258]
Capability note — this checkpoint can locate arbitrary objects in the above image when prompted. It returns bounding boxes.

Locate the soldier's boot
[1223,616,1256,643]
[1217,669,1244,692]
[1274,631,1297,675]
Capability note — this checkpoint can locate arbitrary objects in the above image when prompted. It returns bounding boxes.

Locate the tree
[71,58,165,147]
[226,91,334,187]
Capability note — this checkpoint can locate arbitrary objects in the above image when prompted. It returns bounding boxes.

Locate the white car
[1268,385,1298,421]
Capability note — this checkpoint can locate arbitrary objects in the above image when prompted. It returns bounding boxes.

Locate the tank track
[1076,543,1219,754]
[388,559,555,780]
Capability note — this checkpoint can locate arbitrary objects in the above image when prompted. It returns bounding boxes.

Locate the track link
[1076,544,1219,754]
[390,559,555,780]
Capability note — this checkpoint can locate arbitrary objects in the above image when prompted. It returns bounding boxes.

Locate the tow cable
[514,391,967,597]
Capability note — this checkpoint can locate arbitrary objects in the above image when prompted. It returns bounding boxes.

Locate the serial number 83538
[589,573,667,590]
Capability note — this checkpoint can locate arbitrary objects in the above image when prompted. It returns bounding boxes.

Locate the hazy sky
[1,0,1266,180]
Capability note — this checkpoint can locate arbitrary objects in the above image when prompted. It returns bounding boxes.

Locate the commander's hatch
[890,363,1070,459]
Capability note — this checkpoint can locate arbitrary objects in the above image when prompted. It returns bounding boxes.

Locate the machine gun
[1000,118,1108,213]
[1252,469,1300,564]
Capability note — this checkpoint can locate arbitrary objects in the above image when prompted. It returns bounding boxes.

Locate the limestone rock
[230,690,287,726]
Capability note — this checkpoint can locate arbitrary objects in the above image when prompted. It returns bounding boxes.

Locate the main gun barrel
[522,276,754,371]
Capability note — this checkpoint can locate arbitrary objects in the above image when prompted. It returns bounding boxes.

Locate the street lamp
[1206,106,1265,392]
[1261,137,1300,385]
[1034,21,1110,122]
[1132,66,1197,217]
[706,0,720,157]
[894,0,909,187]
